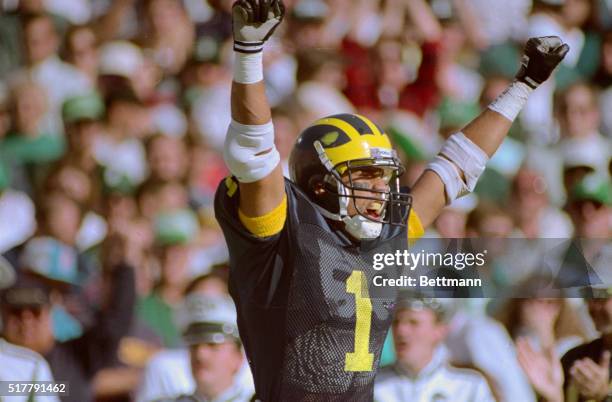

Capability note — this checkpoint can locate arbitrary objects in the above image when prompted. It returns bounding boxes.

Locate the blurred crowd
[0,0,610,401]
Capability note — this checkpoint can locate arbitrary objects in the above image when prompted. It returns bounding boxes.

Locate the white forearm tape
[224,119,279,183]
[426,132,489,204]
[487,81,533,122]
[233,51,264,84]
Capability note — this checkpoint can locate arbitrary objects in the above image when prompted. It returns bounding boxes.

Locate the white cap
[562,139,609,172]
[99,41,144,79]
[180,294,239,345]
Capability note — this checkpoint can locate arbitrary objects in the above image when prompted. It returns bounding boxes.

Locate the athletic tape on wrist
[233,51,264,84]
[488,81,533,122]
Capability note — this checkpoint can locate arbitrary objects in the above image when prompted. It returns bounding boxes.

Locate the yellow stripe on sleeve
[225,176,238,197]
[238,195,287,238]
[407,209,425,246]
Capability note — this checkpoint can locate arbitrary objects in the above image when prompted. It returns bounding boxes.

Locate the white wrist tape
[426,132,489,204]
[233,51,264,84]
[488,81,533,122]
[224,119,279,183]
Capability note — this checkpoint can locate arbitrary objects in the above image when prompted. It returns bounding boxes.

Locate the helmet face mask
[327,159,412,227]
[289,113,413,239]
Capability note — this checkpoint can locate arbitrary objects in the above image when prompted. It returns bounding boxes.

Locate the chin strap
[313,140,383,239]
[343,215,382,239]
[310,175,382,240]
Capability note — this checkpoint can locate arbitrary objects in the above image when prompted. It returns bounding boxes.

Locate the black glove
[233,0,285,53]
[515,36,570,89]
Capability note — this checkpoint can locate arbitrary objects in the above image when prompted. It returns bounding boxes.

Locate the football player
[214,0,569,400]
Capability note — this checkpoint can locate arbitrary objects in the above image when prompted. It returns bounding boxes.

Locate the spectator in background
[0,338,60,402]
[561,144,608,209]
[155,294,253,402]
[139,0,195,76]
[0,0,68,77]
[0,253,135,402]
[375,297,495,402]
[0,256,59,402]
[137,181,191,222]
[342,0,443,116]
[463,0,531,48]
[521,0,598,143]
[518,287,612,402]
[443,300,538,402]
[561,289,612,402]
[43,164,106,252]
[18,228,88,343]
[187,43,233,152]
[136,267,254,402]
[21,189,105,333]
[31,191,83,253]
[286,0,330,50]
[495,297,586,356]
[555,82,611,193]
[294,49,355,125]
[88,240,162,402]
[135,274,224,402]
[557,0,602,87]
[145,134,189,184]
[101,189,156,302]
[510,166,574,238]
[2,79,63,194]
[97,40,146,98]
[0,272,60,402]
[60,93,105,175]
[372,37,413,111]
[15,13,91,134]
[565,173,611,239]
[466,201,516,238]
[62,25,100,87]
[94,89,150,192]
[137,213,200,348]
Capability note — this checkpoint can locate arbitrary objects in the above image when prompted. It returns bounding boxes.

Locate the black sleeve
[214,177,296,306]
[69,263,136,376]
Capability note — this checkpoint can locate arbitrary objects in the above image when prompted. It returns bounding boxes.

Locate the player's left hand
[515,36,570,89]
[569,351,610,400]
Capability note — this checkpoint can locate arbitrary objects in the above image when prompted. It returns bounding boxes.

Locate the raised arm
[225,0,286,217]
[411,37,569,228]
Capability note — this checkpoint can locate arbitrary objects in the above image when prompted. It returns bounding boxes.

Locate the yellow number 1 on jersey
[345,270,374,371]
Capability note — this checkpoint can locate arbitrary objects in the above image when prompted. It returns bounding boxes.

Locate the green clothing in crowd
[137,293,182,348]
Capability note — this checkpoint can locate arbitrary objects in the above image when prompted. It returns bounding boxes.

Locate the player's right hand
[515,36,570,89]
[232,0,285,53]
